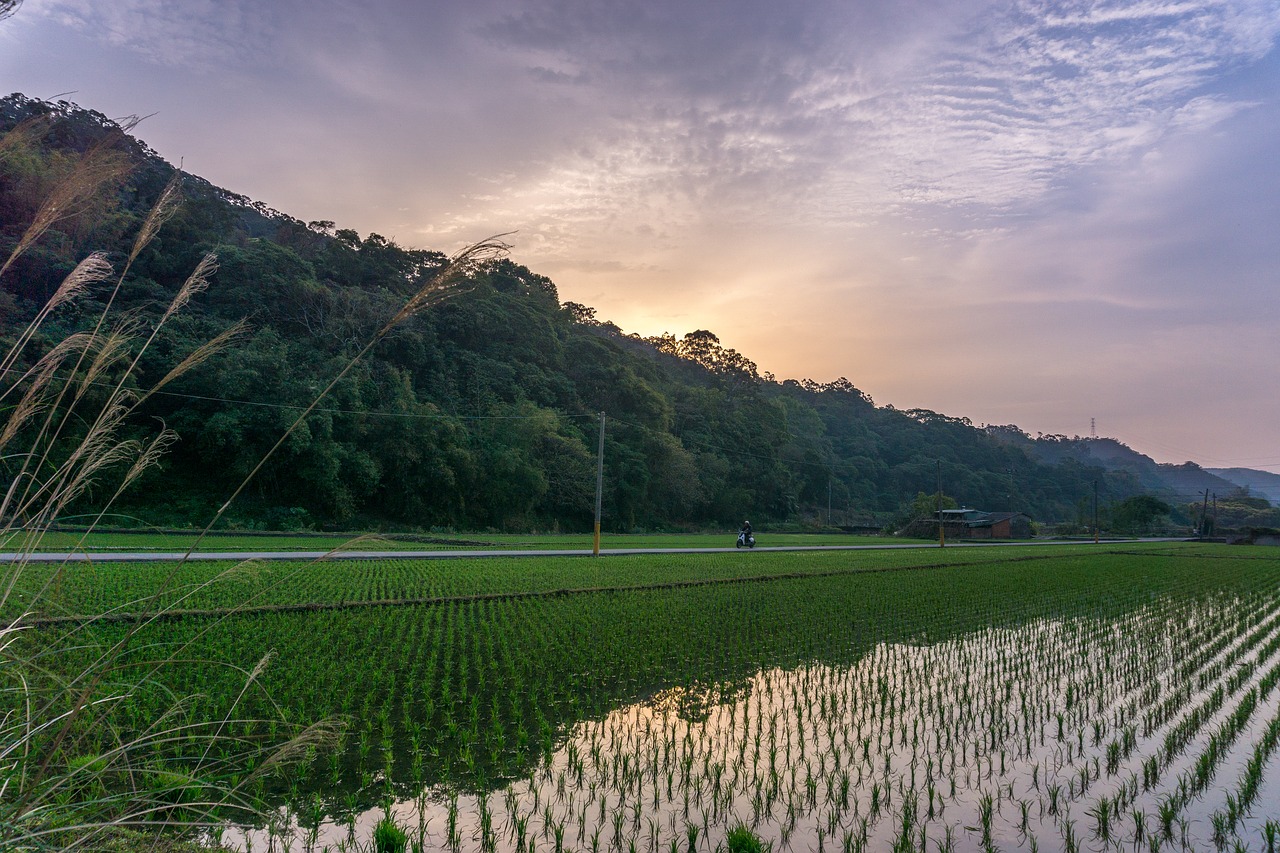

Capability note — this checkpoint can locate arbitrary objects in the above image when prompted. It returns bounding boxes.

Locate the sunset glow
[4,0,1278,470]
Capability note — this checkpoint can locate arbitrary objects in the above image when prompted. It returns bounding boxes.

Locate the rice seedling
[1262,820,1279,853]
[373,811,409,853]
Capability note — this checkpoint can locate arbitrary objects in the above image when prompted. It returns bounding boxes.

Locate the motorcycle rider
[738,520,753,545]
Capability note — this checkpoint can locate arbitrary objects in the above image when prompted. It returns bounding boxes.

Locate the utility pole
[1201,489,1210,538]
[1212,492,1218,538]
[937,459,945,547]
[593,412,605,556]
[1007,467,1014,515]
[828,477,833,528]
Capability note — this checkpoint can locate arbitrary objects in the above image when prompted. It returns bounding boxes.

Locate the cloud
[10,0,1279,468]
[28,0,1275,245]
[24,0,280,68]
[468,0,1280,239]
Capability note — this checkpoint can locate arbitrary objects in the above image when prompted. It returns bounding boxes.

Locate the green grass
[8,528,926,553]
[5,541,1187,623]
[23,544,1275,759]
[6,530,435,553]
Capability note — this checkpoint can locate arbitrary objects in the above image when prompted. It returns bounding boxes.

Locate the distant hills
[0,93,1271,531]
[1002,433,1270,505]
[1206,468,1280,504]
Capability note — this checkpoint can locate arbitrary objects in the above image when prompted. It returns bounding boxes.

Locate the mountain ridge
[1,93,1268,530]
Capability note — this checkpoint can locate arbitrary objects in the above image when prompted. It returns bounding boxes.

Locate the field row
[6,542,1182,622]
[3,529,914,555]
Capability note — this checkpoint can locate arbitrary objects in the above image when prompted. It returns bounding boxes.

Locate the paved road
[2,538,1177,562]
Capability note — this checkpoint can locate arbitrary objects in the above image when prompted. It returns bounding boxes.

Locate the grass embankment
[6,541,1187,624]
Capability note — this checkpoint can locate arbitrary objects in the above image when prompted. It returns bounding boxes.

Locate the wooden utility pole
[1093,480,1099,544]
[593,412,605,556]
[937,459,945,547]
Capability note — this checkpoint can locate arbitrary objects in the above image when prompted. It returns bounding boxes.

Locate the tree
[910,490,957,519]
[561,301,598,325]
[1111,495,1172,533]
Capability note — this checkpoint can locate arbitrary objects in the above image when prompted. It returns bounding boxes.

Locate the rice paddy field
[14,541,1280,852]
[10,530,915,554]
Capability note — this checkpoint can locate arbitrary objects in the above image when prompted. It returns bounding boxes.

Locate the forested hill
[1,93,1135,532]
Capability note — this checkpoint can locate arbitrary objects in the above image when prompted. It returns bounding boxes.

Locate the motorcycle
[736,530,755,549]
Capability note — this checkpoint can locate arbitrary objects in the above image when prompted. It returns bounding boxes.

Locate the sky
[3,0,1279,472]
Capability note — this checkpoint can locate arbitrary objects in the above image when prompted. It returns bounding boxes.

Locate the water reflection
[228,587,1280,852]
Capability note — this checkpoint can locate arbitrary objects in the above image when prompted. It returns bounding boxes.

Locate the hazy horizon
[3,0,1278,473]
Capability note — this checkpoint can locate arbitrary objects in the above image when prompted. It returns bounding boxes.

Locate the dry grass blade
[0,254,111,380]
[382,232,514,333]
[74,327,136,405]
[5,389,139,532]
[199,233,511,540]
[47,253,112,314]
[127,172,182,265]
[0,332,98,548]
[113,251,229,408]
[248,718,344,780]
[3,111,516,846]
[0,143,333,850]
[0,142,130,280]
[0,333,94,451]
[143,319,247,402]
[159,252,216,323]
[0,115,49,166]
[120,430,178,491]
[0,366,54,454]
[45,432,142,523]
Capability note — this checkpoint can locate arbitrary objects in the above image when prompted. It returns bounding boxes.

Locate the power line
[0,365,597,422]
[147,387,597,421]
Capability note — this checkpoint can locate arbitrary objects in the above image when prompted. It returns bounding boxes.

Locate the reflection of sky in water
[227,590,1280,852]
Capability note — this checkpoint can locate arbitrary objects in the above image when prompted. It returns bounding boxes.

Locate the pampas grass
[0,119,308,851]
[0,131,274,851]
[0,106,509,850]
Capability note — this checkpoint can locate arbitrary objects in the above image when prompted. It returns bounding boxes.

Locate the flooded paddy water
[221,553,1280,852]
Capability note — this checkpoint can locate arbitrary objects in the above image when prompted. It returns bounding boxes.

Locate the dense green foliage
[1110,495,1174,533]
[2,95,1139,532]
[1185,494,1280,535]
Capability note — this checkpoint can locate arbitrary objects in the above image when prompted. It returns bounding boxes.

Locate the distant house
[936,508,1033,539]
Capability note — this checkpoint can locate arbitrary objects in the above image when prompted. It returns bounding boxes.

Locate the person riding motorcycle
[737,520,754,548]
